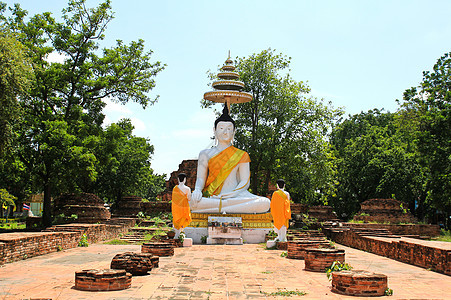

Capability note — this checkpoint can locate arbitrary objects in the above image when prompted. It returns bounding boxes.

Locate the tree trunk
[264,168,271,197]
[42,179,52,228]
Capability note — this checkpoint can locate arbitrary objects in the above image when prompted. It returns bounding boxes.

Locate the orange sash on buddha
[270,189,291,230]
[203,146,251,197]
[172,186,192,230]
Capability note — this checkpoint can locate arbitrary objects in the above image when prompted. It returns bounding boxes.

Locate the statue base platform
[207,237,243,245]
[185,212,273,244]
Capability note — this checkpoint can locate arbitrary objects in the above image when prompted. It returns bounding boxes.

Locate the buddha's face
[215,121,235,144]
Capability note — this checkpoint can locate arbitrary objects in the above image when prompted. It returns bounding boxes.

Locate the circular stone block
[110,252,155,275]
[304,248,345,272]
[331,270,388,296]
[141,242,174,257]
[287,239,331,259]
[74,269,132,291]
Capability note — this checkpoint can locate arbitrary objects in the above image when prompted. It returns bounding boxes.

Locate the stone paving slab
[0,242,449,299]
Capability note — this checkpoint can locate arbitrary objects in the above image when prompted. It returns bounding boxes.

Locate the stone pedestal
[185,213,272,244]
[287,239,331,259]
[207,216,243,245]
[331,270,388,296]
[304,248,345,272]
[183,237,193,247]
[141,242,174,257]
[110,252,154,275]
[74,269,131,291]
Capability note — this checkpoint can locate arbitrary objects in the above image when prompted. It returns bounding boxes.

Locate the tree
[0,27,33,154]
[330,109,426,219]
[91,119,166,204]
[205,49,342,202]
[0,188,17,218]
[0,0,165,226]
[398,52,451,226]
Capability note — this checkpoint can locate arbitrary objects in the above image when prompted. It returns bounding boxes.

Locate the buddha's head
[214,105,235,144]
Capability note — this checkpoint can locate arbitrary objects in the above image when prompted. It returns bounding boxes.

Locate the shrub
[325,261,353,280]
[78,234,89,247]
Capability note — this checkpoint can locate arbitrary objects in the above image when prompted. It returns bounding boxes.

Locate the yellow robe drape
[203,146,250,197]
[270,189,291,230]
[172,185,192,230]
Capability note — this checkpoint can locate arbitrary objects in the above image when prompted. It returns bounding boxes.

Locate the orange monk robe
[172,186,192,230]
[270,189,291,230]
[203,146,250,197]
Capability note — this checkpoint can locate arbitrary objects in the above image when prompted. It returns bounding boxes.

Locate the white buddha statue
[190,106,270,214]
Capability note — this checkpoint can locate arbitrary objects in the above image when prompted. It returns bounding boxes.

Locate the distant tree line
[1,1,449,228]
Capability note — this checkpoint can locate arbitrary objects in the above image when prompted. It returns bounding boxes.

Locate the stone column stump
[304,248,345,272]
[276,241,288,250]
[110,252,155,276]
[331,270,388,296]
[141,242,174,256]
[74,269,132,291]
[287,239,331,259]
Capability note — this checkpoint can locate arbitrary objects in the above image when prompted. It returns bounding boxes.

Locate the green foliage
[204,49,342,201]
[280,251,288,257]
[0,221,25,230]
[431,229,451,242]
[78,234,88,247]
[325,261,353,280]
[329,109,425,218]
[0,188,17,210]
[178,231,185,244]
[201,235,207,244]
[267,229,277,238]
[385,288,394,296]
[0,30,34,153]
[0,0,165,227]
[150,216,166,225]
[397,52,451,225]
[90,119,166,204]
[260,289,307,297]
[53,213,78,225]
[104,238,129,245]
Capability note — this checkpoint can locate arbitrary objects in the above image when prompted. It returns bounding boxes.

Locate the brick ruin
[75,269,132,291]
[141,242,175,257]
[331,270,388,296]
[304,248,345,272]
[112,196,143,218]
[110,252,158,276]
[53,193,110,223]
[159,159,197,202]
[353,198,417,224]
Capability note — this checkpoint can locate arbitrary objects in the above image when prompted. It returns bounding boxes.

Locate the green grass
[104,239,130,245]
[431,229,451,242]
[260,289,307,297]
[0,221,26,230]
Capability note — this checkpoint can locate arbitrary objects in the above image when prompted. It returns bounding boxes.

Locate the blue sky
[6,0,451,177]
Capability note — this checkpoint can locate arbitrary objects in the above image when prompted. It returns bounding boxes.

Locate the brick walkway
[0,242,449,299]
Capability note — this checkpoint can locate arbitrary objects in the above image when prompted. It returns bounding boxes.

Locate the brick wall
[0,232,79,265]
[0,219,134,265]
[346,223,441,237]
[327,229,451,276]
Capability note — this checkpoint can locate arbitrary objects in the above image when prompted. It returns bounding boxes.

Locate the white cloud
[103,98,132,114]
[45,52,68,64]
[131,117,146,132]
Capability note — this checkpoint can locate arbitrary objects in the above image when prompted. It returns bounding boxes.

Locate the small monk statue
[190,106,270,214]
[171,173,192,238]
[270,179,291,242]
